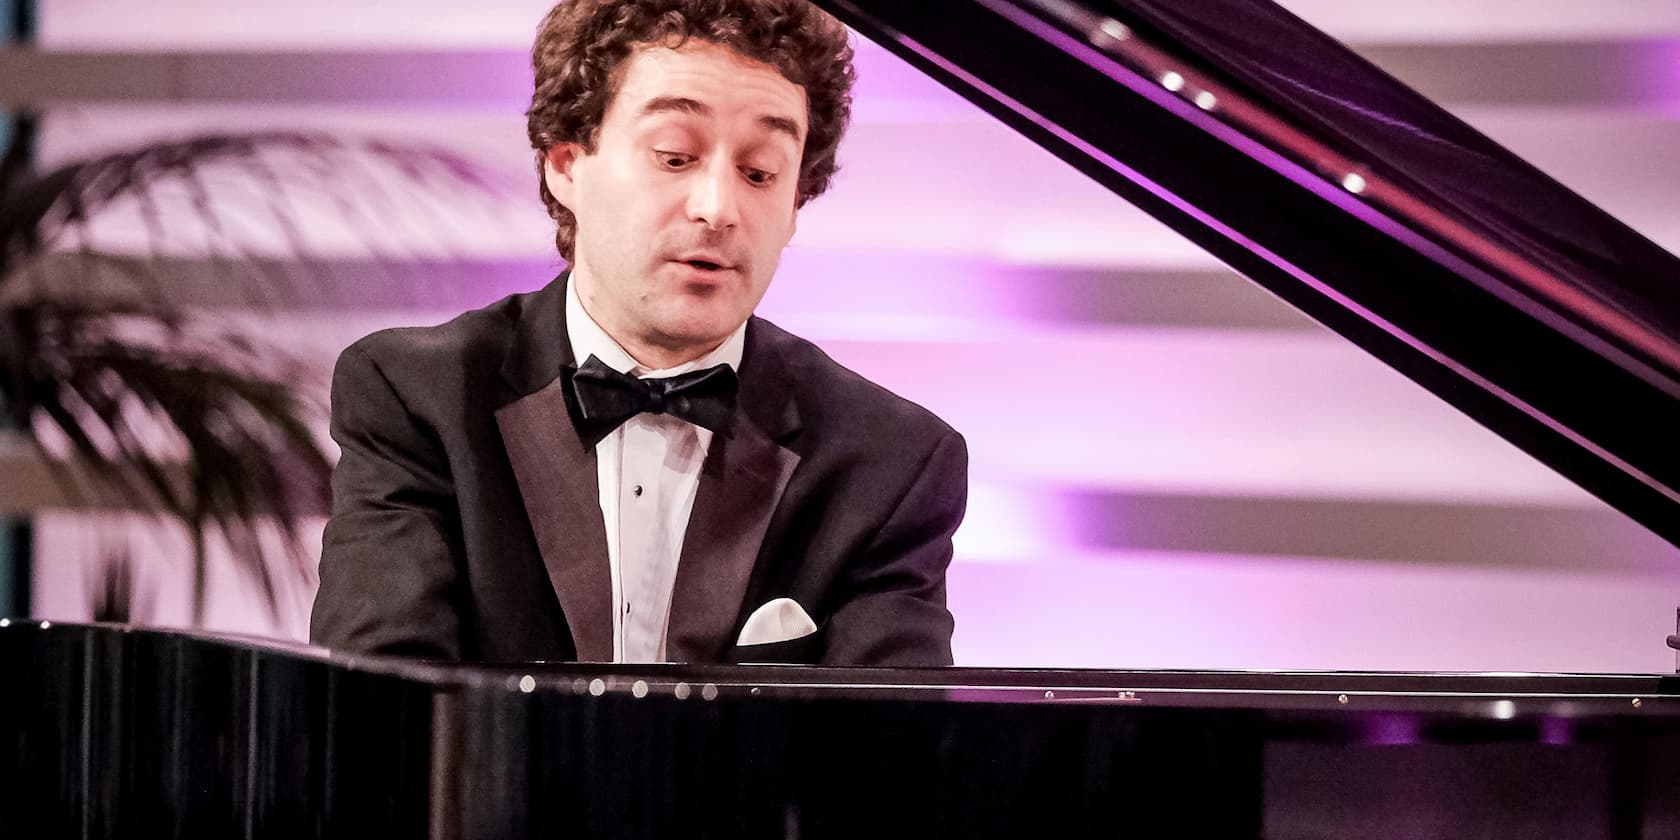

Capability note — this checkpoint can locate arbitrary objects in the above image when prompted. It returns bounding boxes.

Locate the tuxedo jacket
[309,276,965,666]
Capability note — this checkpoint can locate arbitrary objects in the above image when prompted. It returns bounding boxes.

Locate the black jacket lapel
[493,275,614,662]
[666,319,803,662]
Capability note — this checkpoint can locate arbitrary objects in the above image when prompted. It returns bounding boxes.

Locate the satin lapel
[665,415,800,662]
[493,274,614,662]
[495,378,613,662]
[666,318,803,662]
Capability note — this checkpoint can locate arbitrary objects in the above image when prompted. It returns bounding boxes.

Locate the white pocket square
[735,597,818,646]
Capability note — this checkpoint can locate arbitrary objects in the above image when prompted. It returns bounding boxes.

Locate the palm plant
[0,123,524,625]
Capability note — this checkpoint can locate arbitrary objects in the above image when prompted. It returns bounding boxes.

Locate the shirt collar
[565,271,747,378]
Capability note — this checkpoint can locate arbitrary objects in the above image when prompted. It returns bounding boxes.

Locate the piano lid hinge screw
[1633,698,1644,708]
[1337,694,1350,705]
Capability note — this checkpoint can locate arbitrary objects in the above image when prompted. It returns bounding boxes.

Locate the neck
[616,334,713,371]
[570,267,721,371]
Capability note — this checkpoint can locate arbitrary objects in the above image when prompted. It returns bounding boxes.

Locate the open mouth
[682,259,727,272]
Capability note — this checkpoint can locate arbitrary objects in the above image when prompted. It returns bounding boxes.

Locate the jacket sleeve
[310,341,464,660]
[821,429,967,667]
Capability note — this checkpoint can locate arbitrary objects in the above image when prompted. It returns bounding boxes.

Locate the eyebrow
[638,96,804,143]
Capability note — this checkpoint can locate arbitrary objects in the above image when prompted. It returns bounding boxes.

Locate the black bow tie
[570,354,739,445]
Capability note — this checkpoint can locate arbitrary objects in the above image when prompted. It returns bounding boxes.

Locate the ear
[542,142,583,209]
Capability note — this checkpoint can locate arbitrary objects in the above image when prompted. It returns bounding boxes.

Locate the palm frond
[10,298,330,622]
[1,131,523,626]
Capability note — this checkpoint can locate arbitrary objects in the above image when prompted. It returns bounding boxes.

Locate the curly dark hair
[526,0,856,262]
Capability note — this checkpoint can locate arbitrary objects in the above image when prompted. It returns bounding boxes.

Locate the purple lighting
[1362,713,1422,747]
[1539,716,1574,746]
[1654,41,1680,117]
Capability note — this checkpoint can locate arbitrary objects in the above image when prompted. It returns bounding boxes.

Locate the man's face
[544,39,807,364]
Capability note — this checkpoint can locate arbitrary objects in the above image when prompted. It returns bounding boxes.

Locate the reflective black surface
[5,624,1680,837]
[817,0,1680,547]
[1,623,432,839]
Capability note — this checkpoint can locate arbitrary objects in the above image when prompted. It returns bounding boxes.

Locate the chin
[666,301,750,340]
[651,317,741,355]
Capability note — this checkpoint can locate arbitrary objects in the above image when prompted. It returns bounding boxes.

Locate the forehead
[609,40,808,134]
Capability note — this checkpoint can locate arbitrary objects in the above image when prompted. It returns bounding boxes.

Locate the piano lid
[815,0,1680,547]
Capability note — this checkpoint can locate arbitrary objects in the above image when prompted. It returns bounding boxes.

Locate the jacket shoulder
[340,290,532,377]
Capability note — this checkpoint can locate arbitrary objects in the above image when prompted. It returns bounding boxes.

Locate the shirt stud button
[633,484,643,497]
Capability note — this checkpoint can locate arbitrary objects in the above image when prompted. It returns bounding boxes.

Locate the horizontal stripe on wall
[4,40,1678,112]
[13,252,1316,331]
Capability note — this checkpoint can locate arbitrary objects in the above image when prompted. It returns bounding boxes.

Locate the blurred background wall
[3,0,1678,671]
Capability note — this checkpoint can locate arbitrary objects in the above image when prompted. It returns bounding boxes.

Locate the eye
[654,150,696,170]
[741,167,777,187]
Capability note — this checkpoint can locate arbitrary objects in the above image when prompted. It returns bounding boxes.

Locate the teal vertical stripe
[0,0,12,149]
[0,532,11,617]
[4,0,34,43]
[0,0,33,618]
[0,529,15,619]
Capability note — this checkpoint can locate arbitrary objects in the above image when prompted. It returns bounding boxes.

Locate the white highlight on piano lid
[1094,18,1131,43]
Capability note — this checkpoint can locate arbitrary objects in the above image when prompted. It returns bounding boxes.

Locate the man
[310,0,966,666]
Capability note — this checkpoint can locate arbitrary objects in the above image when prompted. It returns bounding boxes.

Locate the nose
[686,158,740,231]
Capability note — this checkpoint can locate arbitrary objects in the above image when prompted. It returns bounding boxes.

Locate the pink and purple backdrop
[21,0,1680,673]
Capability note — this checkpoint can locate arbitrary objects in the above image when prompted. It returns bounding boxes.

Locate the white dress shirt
[565,275,746,662]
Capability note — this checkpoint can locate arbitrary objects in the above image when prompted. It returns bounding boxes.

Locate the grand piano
[5,0,1680,837]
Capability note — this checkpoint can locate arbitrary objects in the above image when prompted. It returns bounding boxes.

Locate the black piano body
[4,622,1680,838]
